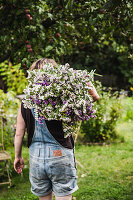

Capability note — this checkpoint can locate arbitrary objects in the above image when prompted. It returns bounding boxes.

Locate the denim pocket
[49,155,77,183]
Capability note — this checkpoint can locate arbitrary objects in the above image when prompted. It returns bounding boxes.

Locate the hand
[87,82,99,102]
[14,157,24,174]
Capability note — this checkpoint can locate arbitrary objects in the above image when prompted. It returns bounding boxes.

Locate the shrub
[120,96,133,121]
[78,81,121,143]
[0,89,20,149]
[0,61,28,94]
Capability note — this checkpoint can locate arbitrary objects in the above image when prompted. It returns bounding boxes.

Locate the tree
[0,0,133,88]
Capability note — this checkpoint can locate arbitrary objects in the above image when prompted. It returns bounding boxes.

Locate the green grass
[0,97,133,200]
[120,97,133,122]
[75,136,133,199]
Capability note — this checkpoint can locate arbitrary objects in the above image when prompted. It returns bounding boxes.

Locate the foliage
[0,0,133,87]
[0,89,20,148]
[120,96,133,121]
[0,61,28,94]
[79,81,121,143]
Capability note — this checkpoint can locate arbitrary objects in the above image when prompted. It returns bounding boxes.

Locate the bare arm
[88,82,99,102]
[14,105,26,174]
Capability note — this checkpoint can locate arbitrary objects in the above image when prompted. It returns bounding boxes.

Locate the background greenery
[79,81,122,143]
[0,89,20,148]
[0,0,133,90]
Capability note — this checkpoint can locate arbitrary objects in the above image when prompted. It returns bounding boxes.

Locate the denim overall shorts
[29,109,78,197]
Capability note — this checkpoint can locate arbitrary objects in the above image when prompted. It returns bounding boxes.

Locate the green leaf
[47,13,53,20]
[45,45,53,52]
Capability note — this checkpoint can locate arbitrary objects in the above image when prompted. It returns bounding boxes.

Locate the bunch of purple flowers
[22,63,96,137]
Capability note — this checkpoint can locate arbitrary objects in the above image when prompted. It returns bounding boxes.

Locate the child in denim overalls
[14,58,99,200]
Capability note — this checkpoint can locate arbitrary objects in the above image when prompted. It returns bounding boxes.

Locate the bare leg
[55,194,72,200]
[39,192,53,200]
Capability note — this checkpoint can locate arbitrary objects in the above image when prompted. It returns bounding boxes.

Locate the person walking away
[14,58,99,200]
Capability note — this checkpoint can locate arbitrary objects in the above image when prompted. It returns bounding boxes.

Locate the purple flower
[86,100,89,104]
[78,110,82,115]
[91,115,97,119]
[48,98,52,102]
[65,111,71,116]
[91,110,96,114]
[43,100,49,104]
[42,80,48,86]
[63,100,67,104]
[85,115,90,120]
[35,99,41,105]
[87,105,92,110]
[65,107,72,116]
[52,101,57,106]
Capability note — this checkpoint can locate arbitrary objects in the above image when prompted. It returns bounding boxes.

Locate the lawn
[0,98,133,200]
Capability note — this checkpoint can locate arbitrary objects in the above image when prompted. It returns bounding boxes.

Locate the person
[14,58,99,200]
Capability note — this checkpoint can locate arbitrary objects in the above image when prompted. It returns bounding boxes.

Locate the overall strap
[30,108,57,145]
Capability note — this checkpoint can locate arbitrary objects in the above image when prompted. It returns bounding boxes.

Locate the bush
[0,90,20,149]
[0,61,28,94]
[120,96,133,121]
[78,81,121,143]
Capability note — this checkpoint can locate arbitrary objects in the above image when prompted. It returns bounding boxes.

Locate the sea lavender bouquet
[22,63,96,137]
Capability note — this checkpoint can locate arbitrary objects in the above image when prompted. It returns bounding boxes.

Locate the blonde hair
[29,58,57,70]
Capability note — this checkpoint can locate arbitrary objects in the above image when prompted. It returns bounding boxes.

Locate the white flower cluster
[22,63,96,137]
